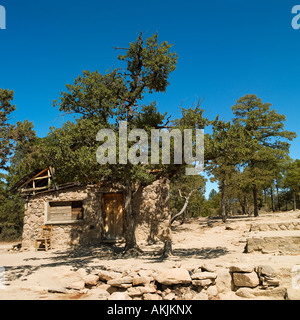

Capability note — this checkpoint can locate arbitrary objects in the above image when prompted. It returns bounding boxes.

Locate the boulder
[155,268,191,285]
[232,271,259,288]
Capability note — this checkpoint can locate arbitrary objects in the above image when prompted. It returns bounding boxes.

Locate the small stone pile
[229,263,284,299]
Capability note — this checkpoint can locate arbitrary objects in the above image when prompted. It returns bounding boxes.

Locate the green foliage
[0,89,16,170]
[0,175,24,241]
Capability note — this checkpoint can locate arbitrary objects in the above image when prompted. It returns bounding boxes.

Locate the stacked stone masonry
[44,264,297,300]
[22,178,171,249]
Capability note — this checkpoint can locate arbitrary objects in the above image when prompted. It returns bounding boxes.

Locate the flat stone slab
[246,231,300,254]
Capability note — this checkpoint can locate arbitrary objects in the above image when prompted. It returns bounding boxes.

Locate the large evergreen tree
[232,94,296,216]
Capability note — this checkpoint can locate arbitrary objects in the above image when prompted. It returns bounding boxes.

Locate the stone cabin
[13,168,171,249]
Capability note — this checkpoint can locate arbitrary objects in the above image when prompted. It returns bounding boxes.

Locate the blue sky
[1,0,300,196]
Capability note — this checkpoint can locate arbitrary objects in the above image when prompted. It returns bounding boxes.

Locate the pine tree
[232,94,296,216]
[0,89,15,170]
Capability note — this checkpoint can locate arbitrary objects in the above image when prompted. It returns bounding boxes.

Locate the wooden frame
[35,225,52,251]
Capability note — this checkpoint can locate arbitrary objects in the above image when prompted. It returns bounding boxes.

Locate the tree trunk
[123,184,141,254]
[239,198,246,215]
[270,187,275,212]
[276,185,281,211]
[253,184,259,217]
[170,189,195,225]
[293,191,297,211]
[162,240,172,258]
[221,179,226,222]
[263,188,268,211]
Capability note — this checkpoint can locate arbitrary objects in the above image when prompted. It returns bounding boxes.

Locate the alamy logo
[96,121,204,176]
[292,5,300,30]
[0,5,6,30]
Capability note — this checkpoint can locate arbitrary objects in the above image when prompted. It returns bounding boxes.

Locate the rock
[201,263,216,272]
[60,272,85,291]
[155,268,191,285]
[127,285,156,297]
[132,276,153,286]
[232,271,260,288]
[261,277,280,287]
[192,279,213,287]
[163,292,176,300]
[107,276,133,287]
[48,287,68,294]
[192,291,209,300]
[252,287,287,299]
[286,288,300,300]
[138,269,155,278]
[108,292,132,300]
[206,285,219,298]
[216,268,233,293]
[98,270,122,282]
[97,283,110,291]
[107,286,126,294]
[235,287,255,299]
[84,288,110,300]
[191,272,217,280]
[225,225,237,230]
[256,265,276,278]
[84,274,99,287]
[229,264,254,273]
[76,268,88,278]
[143,293,162,300]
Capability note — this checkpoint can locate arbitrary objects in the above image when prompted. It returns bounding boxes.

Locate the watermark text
[0,5,6,29]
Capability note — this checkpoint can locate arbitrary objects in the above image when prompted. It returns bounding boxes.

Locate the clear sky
[1,0,300,196]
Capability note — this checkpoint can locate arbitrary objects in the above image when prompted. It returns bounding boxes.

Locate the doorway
[102,193,124,240]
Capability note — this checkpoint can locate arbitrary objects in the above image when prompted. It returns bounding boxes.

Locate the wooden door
[103,193,124,240]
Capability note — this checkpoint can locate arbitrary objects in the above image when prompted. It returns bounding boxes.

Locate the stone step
[245,230,300,254]
[250,220,300,232]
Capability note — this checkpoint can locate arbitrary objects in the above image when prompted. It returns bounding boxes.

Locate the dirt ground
[0,210,299,300]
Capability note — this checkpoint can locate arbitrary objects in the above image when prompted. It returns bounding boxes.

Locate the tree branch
[170,189,196,225]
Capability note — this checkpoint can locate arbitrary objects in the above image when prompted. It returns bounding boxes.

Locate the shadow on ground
[4,244,229,282]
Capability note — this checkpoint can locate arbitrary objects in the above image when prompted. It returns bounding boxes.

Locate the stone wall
[22,179,171,249]
[22,186,101,248]
[42,263,294,300]
[135,177,171,244]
